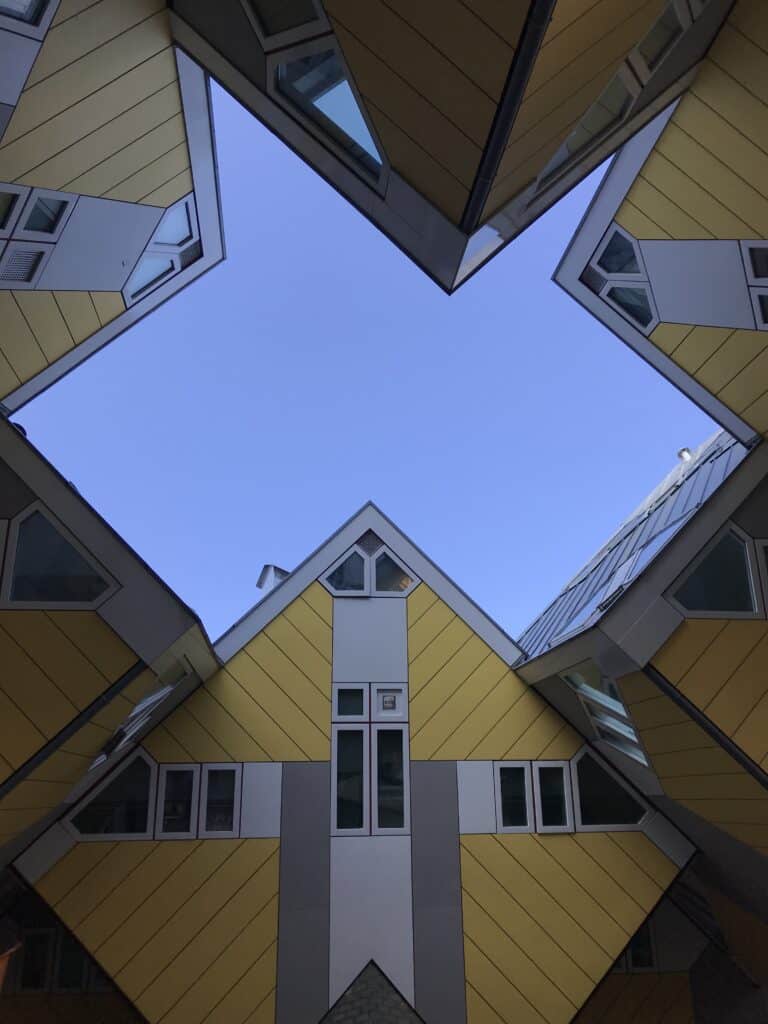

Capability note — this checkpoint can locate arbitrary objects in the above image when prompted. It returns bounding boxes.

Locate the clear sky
[16,83,715,645]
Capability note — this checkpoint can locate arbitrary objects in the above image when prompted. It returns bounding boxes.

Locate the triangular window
[575,752,645,826]
[10,510,110,604]
[326,550,366,593]
[674,529,755,614]
[70,755,153,836]
[374,552,413,593]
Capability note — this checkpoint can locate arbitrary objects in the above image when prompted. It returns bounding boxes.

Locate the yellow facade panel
[614,200,672,240]
[0,293,47,383]
[407,582,439,628]
[52,292,101,344]
[669,326,734,377]
[696,330,768,396]
[300,579,333,626]
[11,292,74,364]
[91,290,126,326]
[182,686,269,762]
[141,167,193,207]
[409,616,478,698]
[623,176,711,240]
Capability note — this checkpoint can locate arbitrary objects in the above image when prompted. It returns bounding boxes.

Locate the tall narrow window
[157,765,199,838]
[374,726,406,832]
[335,727,367,831]
[10,509,110,604]
[200,765,241,837]
[495,762,532,833]
[70,755,153,837]
[533,762,573,833]
[674,529,755,614]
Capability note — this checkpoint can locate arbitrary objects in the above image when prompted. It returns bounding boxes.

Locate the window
[54,930,88,992]
[23,196,66,234]
[276,47,383,178]
[672,526,758,616]
[69,753,155,838]
[199,764,241,838]
[0,0,45,22]
[604,284,654,328]
[127,255,175,298]
[123,195,202,305]
[156,764,200,838]
[0,190,20,231]
[333,683,369,721]
[586,223,658,334]
[572,750,647,829]
[494,762,533,833]
[321,538,418,597]
[5,507,111,606]
[561,661,648,766]
[597,230,641,275]
[532,762,574,833]
[633,2,688,76]
[18,930,53,992]
[332,725,369,834]
[372,725,408,833]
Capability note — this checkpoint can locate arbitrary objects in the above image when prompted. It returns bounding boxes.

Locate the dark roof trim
[643,663,768,793]
[459,0,556,233]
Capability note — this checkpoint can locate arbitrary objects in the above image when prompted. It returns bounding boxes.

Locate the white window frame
[155,763,201,839]
[570,747,650,833]
[16,927,55,993]
[122,193,201,306]
[739,240,768,288]
[493,760,534,834]
[321,544,419,598]
[52,928,88,993]
[331,723,370,836]
[667,521,764,620]
[332,682,370,723]
[532,760,574,834]
[748,286,768,332]
[0,0,59,40]
[238,0,329,51]
[14,187,77,243]
[321,544,371,597]
[371,683,407,722]
[371,546,419,598]
[599,278,659,334]
[590,223,646,280]
[0,182,31,240]
[0,500,118,609]
[198,763,242,839]
[64,749,158,842]
[629,0,692,83]
[371,722,410,836]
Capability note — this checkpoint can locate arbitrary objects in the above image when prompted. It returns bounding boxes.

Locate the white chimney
[677,447,692,462]
[257,564,289,593]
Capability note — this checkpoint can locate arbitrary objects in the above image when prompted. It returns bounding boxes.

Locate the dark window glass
[55,931,86,991]
[277,50,381,176]
[356,529,383,556]
[20,932,51,991]
[11,511,109,603]
[72,757,150,835]
[597,231,640,274]
[628,921,655,968]
[0,191,18,229]
[538,766,567,828]
[607,285,653,327]
[375,553,413,592]
[0,0,46,24]
[499,766,527,828]
[327,551,364,591]
[749,247,768,279]
[377,729,404,829]
[338,688,364,716]
[24,197,67,233]
[759,293,768,326]
[249,0,317,35]
[675,532,754,613]
[576,754,644,825]
[162,769,194,833]
[638,6,683,70]
[337,729,364,829]
[205,769,235,832]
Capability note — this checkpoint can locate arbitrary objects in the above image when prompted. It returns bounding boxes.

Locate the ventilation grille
[1,247,42,282]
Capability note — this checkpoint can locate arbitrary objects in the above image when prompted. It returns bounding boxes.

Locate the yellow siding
[407,586,581,760]
[483,0,666,219]
[34,837,279,1024]
[570,972,694,1022]
[0,667,153,847]
[0,0,190,206]
[461,831,677,1024]
[143,582,333,764]
[618,669,768,857]
[327,0,528,223]
[0,291,125,402]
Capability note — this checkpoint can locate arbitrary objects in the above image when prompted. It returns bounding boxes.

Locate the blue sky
[17,83,715,644]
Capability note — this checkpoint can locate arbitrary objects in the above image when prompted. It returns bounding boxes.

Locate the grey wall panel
[333,598,408,683]
[38,197,162,291]
[276,762,330,1024]
[456,760,495,834]
[0,455,34,517]
[640,240,755,330]
[411,761,466,1024]
[651,899,709,972]
[13,822,74,885]
[241,762,281,837]
[171,0,267,90]
[329,835,414,1007]
[0,29,38,106]
[733,476,768,539]
[0,102,12,140]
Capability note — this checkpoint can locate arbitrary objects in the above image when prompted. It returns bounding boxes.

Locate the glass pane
[557,75,631,167]
[638,6,683,70]
[375,553,413,592]
[277,50,381,175]
[162,769,194,833]
[337,729,364,829]
[595,726,649,764]
[0,0,46,23]
[205,769,235,831]
[155,203,193,246]
[356,529,383,556]
[128,254,175,298]
[675,532,754,612]
[337,688,364,716]
[20,932,51,991]
[538,766,567,827]
[11,511,109,603]
[576,754,644,825]
[0,191,17,229]
[327,551,365,591]
[56,931,86,991]
[597,231,640,274]
[24,197,67,233]
[759,293,768,326]
[72,757,150,835]
[607,285,653,327]
[561,662,622,707]
[377,729,404,829]
[628,921,654,968]
[749,247,768,279]
[250,0,317,34]
[499,766,527,828]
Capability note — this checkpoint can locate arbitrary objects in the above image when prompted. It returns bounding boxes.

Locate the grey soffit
[0,28,39,107]
[517,431,748,659]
